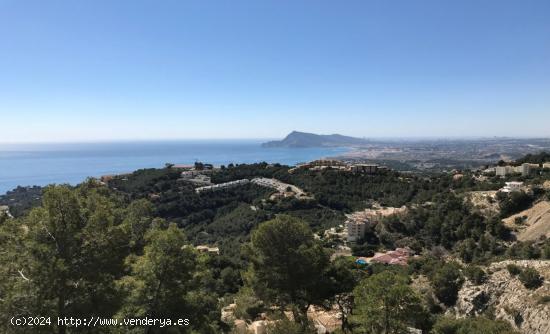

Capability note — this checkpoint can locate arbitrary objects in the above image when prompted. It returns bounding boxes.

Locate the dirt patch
[503,201,550,241]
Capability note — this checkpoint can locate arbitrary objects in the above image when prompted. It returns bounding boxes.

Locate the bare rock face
[453,260,550,334]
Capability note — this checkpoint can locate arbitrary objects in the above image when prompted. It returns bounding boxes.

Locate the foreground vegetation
[1,153,549,333]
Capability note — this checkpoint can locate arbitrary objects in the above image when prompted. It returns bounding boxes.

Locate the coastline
[0,141,349,195]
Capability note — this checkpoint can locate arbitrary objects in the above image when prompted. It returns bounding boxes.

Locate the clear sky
[1,0,549,142]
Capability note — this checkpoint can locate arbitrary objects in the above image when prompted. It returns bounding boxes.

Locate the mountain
[262,131,368,148]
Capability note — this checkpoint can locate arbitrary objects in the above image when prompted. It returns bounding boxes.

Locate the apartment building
[346,217,368,242]
[496,163,539,177]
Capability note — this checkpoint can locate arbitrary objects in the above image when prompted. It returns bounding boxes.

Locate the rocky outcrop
[453,260,550,334]
[466,191,499,216]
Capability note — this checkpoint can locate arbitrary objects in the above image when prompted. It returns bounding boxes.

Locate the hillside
[1,158,549,333]
[262,131,368,148]
[503,201,550,241]
[454,260,550,334]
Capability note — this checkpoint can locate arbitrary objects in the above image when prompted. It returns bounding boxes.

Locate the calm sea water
[0,140,347,195]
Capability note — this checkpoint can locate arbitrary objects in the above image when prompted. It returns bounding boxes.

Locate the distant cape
[262,131,368,148]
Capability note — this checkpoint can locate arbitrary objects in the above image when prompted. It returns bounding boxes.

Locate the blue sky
[1,0,549,142]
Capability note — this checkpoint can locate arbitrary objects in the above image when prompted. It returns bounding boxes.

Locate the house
[543,162,550,169]
[500,181,523,193]
[172,164,195,170]
[195,245,220,254]
[350,164,379,174]
[370,248,414,266]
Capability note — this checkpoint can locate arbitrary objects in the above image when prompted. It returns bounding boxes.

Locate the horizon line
[2,135,550,145]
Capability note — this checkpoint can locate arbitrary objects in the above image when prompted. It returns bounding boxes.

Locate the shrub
[267,318,317,334]
[504,306,524,327]
[233,287,265,320]
[519,267,544,290]
[537,295,550,305]
[498,191,534,217]
[464,266,487,285]
[431,316,519,334]
[506,264,522,276]
[430,262,464,307]
[514,216,527,225]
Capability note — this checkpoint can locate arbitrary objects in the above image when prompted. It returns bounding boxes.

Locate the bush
[504,306,524,327]
[431,316,519,334]
[537,295,550,305]
[430,262,464,307]
[518,267,543,290]
[506,241,541,259]
[514,216,527,225]
[464,266,487,285]
[266,318,317,334]
[233,287,265,320]
[506,264,522,276]
[497,191,534,218]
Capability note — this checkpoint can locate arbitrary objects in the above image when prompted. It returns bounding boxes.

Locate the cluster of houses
[484,162,550,177]
[195,179,250,193]
[289,159,387,174]
[194,177,310,200]
[251,177,310,199]
[180,170,213,186]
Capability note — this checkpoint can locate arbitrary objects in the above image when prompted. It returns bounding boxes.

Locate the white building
[500,181,524,193]
[495,166,515,177]
[181,170,201,179]
[516,163,539,176]
[544,162,550,169]
[195,179,250,193]
[495,163,538,177]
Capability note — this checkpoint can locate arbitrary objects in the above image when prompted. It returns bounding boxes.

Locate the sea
[0,140,347,195]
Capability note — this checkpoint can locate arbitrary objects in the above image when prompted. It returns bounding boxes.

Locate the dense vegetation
[0,185,42,217]
[515,151,550,165]
[1,154,548,333]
